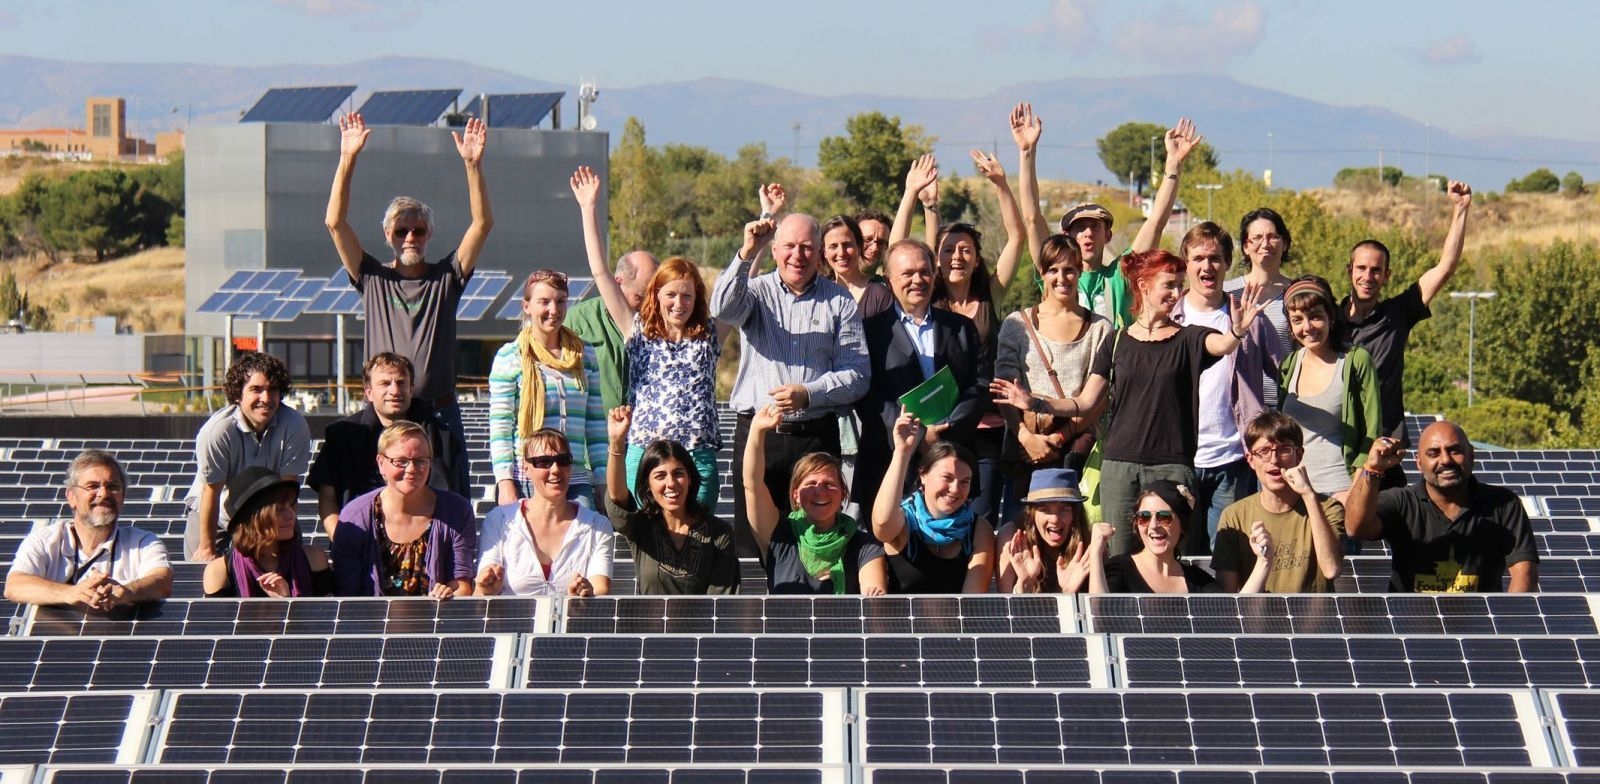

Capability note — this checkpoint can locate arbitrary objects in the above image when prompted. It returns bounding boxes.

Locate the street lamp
[1449,290,1497,406]
[1149,136,1159,196]
[1196,183,1223,221]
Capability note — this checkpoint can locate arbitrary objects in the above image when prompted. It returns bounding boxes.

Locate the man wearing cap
[309,352,465,538]
[202,467,333,598]
[1345,421,1538,593]
[997,468,1091,594]
[1015,107,1203,330]
[1213,411,1344,593]
[5,450,172,610]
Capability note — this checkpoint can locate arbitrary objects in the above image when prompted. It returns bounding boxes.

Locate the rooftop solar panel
[302,271,363,315]
[861,767,1600,784]
[497,277,594,320]
[150,688,846,765]
[560,595,1075,635]
[1548,690,1600,768]
[0,691,156,765]
[456,272,511,321]
[40,765,849,783]
[196,269,304,316]
[1080,593,1600,636]
[24,597,554,637]
[524,634,1108,689]
[461,92,564,128]
[857,687,1552,768]
[355,89,461,126]
[241,86,356,124]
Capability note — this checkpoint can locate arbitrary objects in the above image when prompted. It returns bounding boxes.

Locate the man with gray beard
[4,450,172,610]
[325,113,494,493]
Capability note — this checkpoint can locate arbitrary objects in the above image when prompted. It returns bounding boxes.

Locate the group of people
[2,103,1541,613]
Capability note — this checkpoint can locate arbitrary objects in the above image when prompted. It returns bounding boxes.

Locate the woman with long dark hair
[871,408,997,594]
[1279,275,1381,505]
[203,468,332,598]
[997,468,1092,594]
[1088,480,1272,594]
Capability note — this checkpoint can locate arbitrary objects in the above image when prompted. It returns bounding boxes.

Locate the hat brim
[1021,492,1085,505]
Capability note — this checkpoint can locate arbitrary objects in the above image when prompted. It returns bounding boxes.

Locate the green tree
[608,117,670,253]
[36,168,142,262]
[1447,397,1571,449]
[1506,167,1560,194]
[1476,241,1600,415]
[1563,170,1586,196]
[816,111,934,211]
[695,143,794,237]
[1334,166,1404,189]
[0,269,53,330]
[1098,121,1219,196]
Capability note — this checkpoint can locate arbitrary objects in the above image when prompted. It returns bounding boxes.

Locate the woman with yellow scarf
[489,270,607,508]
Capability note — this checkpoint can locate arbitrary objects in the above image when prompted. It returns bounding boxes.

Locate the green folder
[899,365,959,425]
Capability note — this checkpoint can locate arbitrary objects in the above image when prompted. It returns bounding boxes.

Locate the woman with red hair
[571,166,730,509]
[993,249,1266,555]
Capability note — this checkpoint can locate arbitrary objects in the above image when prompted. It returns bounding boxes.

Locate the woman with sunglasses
[489,268,606,509]
[604,406,739,595]
[476,428,614,597]
[872,408,996,594]
[203,467,333,598]
[1226,207,1296,407]
[332,421,476,599]
[1087,480,1272,594]
[570,166,730,511]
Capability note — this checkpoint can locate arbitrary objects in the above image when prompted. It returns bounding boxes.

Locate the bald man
[567,250,660,410]
[1345,421,1538,592]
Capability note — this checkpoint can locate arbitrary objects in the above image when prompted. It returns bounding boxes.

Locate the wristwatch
[759,211,774,222]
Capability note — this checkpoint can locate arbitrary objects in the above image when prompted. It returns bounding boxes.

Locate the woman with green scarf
[872,407,997,593]
[744,404,888,595]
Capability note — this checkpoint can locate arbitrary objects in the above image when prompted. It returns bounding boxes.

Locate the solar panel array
[195,269,302,317]
[240,86,356,124]
[355,89,461,126]
[207,269,521,322]
[5,408,1600,780]
[462,93,564,128]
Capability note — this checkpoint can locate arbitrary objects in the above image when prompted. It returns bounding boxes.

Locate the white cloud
[1113,1,1266,70]
[1417,33,1480,65]
[985,0,1101,52]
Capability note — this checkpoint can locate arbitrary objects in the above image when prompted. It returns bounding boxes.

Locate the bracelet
[1231,326,1246,339]
[922,202,938,210]
[1165,172,1179,180]
[1030,396,1050,415]
[608,449,626,457]
[759,211,773,221]
[1359,466,1384,481]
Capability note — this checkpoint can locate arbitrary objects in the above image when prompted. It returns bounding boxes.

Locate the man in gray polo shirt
[323,112,494,494]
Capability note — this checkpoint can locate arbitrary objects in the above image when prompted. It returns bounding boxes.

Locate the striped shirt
[488,341,608,491]
[710,253,868,417]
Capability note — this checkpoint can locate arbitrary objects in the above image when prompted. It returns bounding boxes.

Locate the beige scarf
[516,327,587,439]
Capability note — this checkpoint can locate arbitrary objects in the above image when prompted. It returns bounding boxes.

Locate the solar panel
[857,688,1552,767]
[24,597,554,637]
[461,92,564,128]
[524,634,1108,689]
[861,767,1600,784]
[241,86,356,124]
[497,277,594,320]
[355,89,461,126]
[1080,593,1600,636]
[196,269,303,316]
[0,691,156,764]
[256,276,329,323]
[1548,690,1600,768]
[1117,634,1600,689]
[38,765,849,783]
[455,271,511,321]
[560,595,1075,635]
[0,635,514,690]
[302,270,363,316]
[150,688,846,765]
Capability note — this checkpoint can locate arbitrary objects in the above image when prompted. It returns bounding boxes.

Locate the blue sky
[3,0,1593,142]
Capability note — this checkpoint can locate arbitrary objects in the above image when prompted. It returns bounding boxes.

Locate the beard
[397,248,425,267]
[83,506,118,528]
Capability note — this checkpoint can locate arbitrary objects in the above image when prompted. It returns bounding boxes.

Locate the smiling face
[824,225,861,281]
[378,434,433,494]
[887,245,935,314]
[1030,501,1078,549]
[1184,239,1229,299]
[772,215,820,293]
[364,364,412,422]
[68,463,123,529]
[271,489,300,542]
[238,371,281,432]
[938,231,979,287]
[524,440,572,502]
[1348,245,1391,304]
[1418,422,1474,492]
[1134,494,1182,556]
[858,218,890,266]
[1287,302,1332,351]
[648,457,693,515]
[655,278,697,331]
[522,281,570,338]
[1042,255,1083,305]
[919,455,973,518]
[792,468,845,524]
[1140,270,1183,317]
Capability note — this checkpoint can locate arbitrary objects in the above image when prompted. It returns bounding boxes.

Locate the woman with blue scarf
[743,405,889,595]
[871,407,997,593]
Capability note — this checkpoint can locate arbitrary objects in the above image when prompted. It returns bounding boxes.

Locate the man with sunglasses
[324,112,494,494]
[6,450,171,611]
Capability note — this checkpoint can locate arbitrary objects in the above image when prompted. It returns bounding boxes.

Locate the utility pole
[1450,290,1497,406]
[792,121,801,164]
[1196,183,1224,221]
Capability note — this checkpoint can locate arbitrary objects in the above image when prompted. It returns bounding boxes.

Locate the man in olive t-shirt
[567,250,659,410]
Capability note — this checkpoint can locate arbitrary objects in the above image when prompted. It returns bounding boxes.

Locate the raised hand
[750,404,784,433]
[970,149,1007,185]
[1281,463,1316,498]
[1090,522,1114,553]
[1249,520,1274,561]
[452,117,487,165]
[989,378,1035,412]
[1164,118,1203,170]
[570,165,602,211]
[1364,436,1405,473]
[740,216,777,260]
[1059,542,1091,593]
[476,564,506,596]
[759,183,787,216]
[919,176,940,210]
[256,572,290,598]
[906,154,939,196]
[1010,530,1044,590]
[1447,180,1473,210]
[922,421,951,447]
[607,405,633,447]
[1009,102,1042,152]
[1230,280,1268,334]
[338,113,370,157]
[892,407,923,453]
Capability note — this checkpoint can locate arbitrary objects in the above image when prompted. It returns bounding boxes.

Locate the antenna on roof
[578,80,599,131]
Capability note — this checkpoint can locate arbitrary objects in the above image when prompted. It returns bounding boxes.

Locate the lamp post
[1449,290,1496,406]
[1196,183,1223,221]
[1148,135,1158,196]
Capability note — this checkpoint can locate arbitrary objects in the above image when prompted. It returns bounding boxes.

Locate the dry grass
[1310,185,1600,252]
[5,247,186,333]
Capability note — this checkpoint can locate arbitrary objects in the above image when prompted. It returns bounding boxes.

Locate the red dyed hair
[1121,249,1185,315]
[638,256,711,341]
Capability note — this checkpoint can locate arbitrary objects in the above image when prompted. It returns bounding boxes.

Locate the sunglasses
[392,225,428,239]
[524,452,574,470]
[1134,510,1176,525]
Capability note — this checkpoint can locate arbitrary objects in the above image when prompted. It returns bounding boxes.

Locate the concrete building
[0,98,162,160]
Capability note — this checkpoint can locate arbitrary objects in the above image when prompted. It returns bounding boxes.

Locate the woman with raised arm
[991,250,1266,555]
[997,469,1092,594]
[819,213,894,318]
[603,406,740,595]
[1227,207,1296,406]
[476,428,614,597]
[889,153,942,250]
[871,408,997,593]
[743,405,887,595]
[333,421,476,599]
[203,468,333,598]
[1088,480,1272,594]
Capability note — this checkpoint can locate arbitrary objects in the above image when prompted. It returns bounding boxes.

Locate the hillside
[4,247,185,333]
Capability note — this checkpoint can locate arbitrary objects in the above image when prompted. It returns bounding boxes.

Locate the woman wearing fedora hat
[1088,480,1273,594]
[997,468,1092,594]
[202,467,332,598]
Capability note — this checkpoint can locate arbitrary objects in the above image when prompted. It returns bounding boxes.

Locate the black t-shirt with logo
[1344,282,1430,442]
[1376,479,1538,592]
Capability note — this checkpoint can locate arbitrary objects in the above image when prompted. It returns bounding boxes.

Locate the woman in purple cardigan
[332,421,476,599]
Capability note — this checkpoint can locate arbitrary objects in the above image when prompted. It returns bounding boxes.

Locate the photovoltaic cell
[39,765,848,784]
[560,595,1074,635]
[0,635,511,690]
[196,269,303,316]
[1548,690,1600,768]
[1081,593,1600,636]
[523,634,1105,689]
[241,86,356,124]
[304,270,363,315]
[497,277,594,320]
[1117,634,1600,689]
[152,688,844,765]
[355,89,461,126]
[455,272,511,321]
[25,597,554,637]
[0,691,156,764]
[461,93,564,128]
[857,688,1551,768]
[862,768,1600,784]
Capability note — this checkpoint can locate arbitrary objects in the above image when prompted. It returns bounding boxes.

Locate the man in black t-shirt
[1344,421,1538,593]
[1342,180,1472,488]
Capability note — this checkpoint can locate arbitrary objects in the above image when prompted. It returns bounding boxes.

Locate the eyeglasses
[1247,234,1284,246]
[525,452,574,470]
[73,482,124,495]
[1133,510,1176,525]
[1249,445,1300,462]
[391,225,429,239]
[381,455,431,471]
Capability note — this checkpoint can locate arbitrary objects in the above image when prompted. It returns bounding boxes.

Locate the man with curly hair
[183,352,311,561]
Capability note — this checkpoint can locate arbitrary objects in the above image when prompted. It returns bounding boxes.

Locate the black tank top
[886,530,972,594]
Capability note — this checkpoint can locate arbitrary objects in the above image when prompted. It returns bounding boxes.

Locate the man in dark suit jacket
[853,239,990,520]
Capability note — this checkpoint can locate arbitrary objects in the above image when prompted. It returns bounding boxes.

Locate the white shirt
[478,501,614,596]
[7,521,170,586]
[1184,303,1244,468]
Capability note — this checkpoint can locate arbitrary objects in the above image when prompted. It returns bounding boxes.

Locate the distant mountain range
[3,54,1596,191]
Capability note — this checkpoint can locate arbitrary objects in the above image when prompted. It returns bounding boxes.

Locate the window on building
[92,105,111,138]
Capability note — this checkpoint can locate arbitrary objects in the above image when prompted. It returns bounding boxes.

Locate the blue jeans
[1187,459,1256,556]
[625,443,720,512]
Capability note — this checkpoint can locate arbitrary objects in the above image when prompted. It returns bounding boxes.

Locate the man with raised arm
[5,450,172,610]
[1345,421,1538,593]
[323,112,493,494]
[566,250,659,411]
[712,210,869,557]
[1342,181,1472,488]
[1013,105,1194,330]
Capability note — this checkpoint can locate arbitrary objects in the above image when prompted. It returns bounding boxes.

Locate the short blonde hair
[377,420,431,457]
